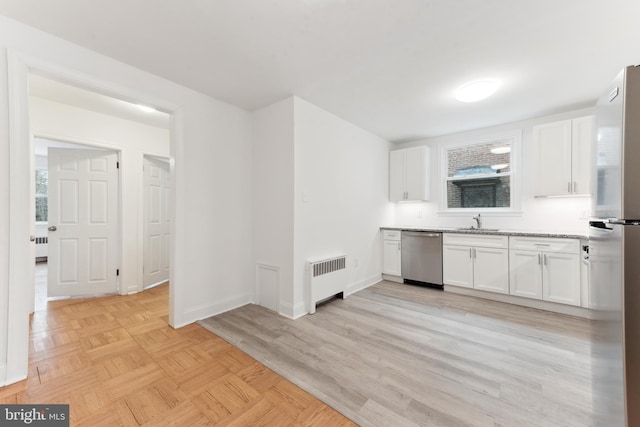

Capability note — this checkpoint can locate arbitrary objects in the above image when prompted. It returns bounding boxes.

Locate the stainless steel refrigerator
[590,65,640,427]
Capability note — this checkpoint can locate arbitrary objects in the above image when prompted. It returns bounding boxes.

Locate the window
[441,131,520,211]
[35,169,48,222]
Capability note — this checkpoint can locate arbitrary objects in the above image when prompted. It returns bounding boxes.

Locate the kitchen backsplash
[393,196,591,234]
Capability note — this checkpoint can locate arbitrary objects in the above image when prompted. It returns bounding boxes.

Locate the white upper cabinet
[533,115,594,196]
[534,119,572,196]
[570,116,594,195]
[389,146,430,202]
[389,150,405,202]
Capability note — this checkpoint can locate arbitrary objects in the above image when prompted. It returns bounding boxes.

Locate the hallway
[0,282,355,425]
[34,262,47,311]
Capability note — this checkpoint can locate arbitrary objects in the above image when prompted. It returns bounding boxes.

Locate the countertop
[380,226,588,240]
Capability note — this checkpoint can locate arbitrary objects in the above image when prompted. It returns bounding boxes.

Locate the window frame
[438,129,522,214]
[35,168,48,224]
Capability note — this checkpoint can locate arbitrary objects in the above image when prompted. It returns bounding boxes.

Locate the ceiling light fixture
[455,80,500,103]
[137,104,156,113]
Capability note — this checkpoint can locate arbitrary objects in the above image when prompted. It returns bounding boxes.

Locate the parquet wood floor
[0,284,357,426]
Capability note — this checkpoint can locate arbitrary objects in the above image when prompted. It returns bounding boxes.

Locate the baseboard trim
[284,274,383,320]
[178,292,253,327]
[381,274,403,284]
[1,364,27,387]
[445,285,594,319]
[346,274,382,296]
[279,301,306,320]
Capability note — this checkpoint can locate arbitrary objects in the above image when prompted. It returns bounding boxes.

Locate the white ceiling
[1,0,639,142]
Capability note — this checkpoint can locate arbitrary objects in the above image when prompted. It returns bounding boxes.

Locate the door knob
[48,226,57,231]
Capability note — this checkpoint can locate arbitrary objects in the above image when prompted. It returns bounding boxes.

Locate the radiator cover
[307,254,347,314]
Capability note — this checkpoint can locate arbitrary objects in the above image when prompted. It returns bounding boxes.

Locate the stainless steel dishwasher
[401,231,443,287]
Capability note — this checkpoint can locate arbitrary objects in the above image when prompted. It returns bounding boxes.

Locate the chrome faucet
[472,213,482,229]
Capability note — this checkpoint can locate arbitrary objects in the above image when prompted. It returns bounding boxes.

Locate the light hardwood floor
[200,281,594,427]
[0,283,356,426]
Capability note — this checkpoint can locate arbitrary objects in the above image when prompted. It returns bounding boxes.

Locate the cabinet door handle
[573,181,577,193]
[538,253,541,265]
[469,248,472,258]
[568,181,571,193]
[543,254,547,265]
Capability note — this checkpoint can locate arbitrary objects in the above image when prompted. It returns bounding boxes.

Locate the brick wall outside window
[446,140,511,208]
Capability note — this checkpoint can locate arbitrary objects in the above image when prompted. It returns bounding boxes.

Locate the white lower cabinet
[509,250,543,299]
[474,247,510,294]
[543,251,581,305]
[442,245,474,288]
[443,234,509,294]
[382,229,402,277]
[509,236,581,306]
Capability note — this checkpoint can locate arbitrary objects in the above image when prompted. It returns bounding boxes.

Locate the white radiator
[308,254,347,314]
[35,224,48,261]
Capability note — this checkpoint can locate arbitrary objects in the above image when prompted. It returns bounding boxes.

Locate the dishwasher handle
[402,231,441,238]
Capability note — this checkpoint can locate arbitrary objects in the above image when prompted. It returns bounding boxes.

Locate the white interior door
[48,148,119,297]
[143,156,170,287]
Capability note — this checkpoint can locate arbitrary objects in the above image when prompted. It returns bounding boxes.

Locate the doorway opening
[27,73,172,314]
[5,51,180,386]
[143,155,171,290]
[33,137,120,311]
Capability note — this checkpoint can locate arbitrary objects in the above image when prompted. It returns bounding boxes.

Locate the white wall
[30,96,170,294]
[393,107,595,235]
[252,98,295,315]
[292,97,393,318]
[0,14,254,386]
[176,95,253,322]
[252,96,393,319]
